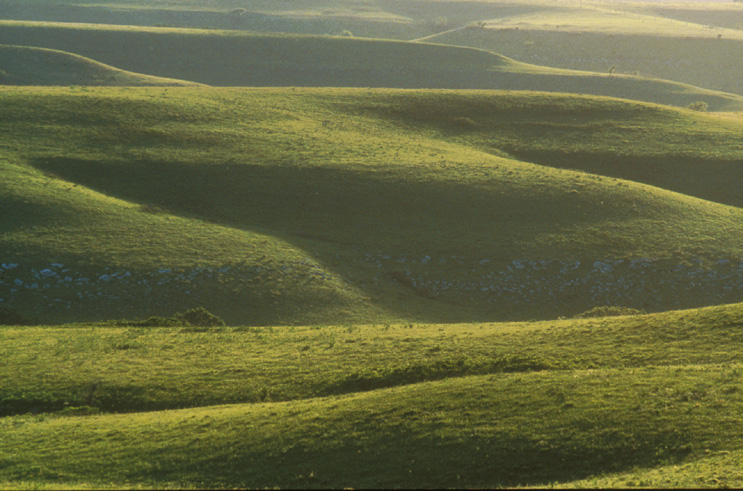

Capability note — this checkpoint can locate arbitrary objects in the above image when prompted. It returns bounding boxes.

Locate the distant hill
[420,7,743,97]
[0,44,204,86]
[0,0,525,40]
[4,87,743,324]
[1,21,742,110]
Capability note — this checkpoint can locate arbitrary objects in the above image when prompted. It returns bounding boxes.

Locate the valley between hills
[3,0,743,488]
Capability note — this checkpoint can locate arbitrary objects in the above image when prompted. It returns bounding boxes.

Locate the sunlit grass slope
[0,45,203,87]
[0,156,388,326]
[4,86,743,322]
[423,4,743,96]
[2,301,743,416]
[352,90,743,208]
[2,20,743,110]
[0,0,549,40]
[4,303,743,487]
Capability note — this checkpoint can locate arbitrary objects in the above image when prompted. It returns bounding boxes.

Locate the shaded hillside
[0,45,203,86]
[1,21,742,110]
[346,90,743,209]
[4,87,743,323]
[0,0,537,40]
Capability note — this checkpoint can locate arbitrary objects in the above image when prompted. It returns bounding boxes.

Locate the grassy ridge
[0,45,204,86]
[2,20,743,110]
[4,306,743,488]
[0,0,543,40]
[349,90,743,208]
[3,368,738,489]
[425,21,743,97]
[2,302,743,416]
[0,156,389,325]
[4,86,743,322]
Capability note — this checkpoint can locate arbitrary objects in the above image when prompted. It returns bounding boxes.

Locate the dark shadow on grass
[509,149,743,209]
[29,156,624,253]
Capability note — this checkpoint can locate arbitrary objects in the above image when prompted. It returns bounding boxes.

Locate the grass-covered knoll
[0,45,203,87]
[3,301,743,416]
[2,20,743,111]
[631,0,743,32]
[0,156,387,326]
[5,303,743,487]
[4,86,743,322]
[5,368,742,489]
[466,5,743,39]
[352,90,743,208]
[0,0,540,40]
[423,4,743,96]
[561,448,743,488]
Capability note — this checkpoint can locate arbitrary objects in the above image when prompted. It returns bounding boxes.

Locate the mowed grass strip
[2,364,743,489]
[2,302,743,416]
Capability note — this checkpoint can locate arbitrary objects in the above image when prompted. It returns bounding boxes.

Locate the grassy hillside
[4,303,743,487]
[3,86,743,324]
[0,0,433,39]
[2,21,742,110]
[0,45,203,86]
[422,4,743,96]
[0,155,390,326]
[355,91,743,208]
[5,0,743,96]
[0,0,536,39]
[2,301,743,415]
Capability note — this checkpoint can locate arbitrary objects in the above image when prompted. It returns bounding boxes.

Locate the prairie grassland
[423,3,743,96]
[2,20,742,111]
[3,303,743,488]
[0,45,203,86]
[3,87,743,324]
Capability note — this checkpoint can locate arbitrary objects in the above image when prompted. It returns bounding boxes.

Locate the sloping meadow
[3,86,743,324]
[3,303,743,487]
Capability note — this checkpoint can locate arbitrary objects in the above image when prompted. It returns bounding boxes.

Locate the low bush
[687,101,709,112]
[573,306,646,318]
[112,307,225,328]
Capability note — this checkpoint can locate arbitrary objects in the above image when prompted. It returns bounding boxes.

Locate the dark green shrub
[175,307,225,327]
[573,306,646,319]
[111,307,224,328]
[687,101,708,112]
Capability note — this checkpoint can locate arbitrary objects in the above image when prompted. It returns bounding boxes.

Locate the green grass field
[0,45,203,86]
[2,20,743,111]
[5,0,743,97]
[420,1,743,97]
[4,87,743,325]
[5,1,743,487]
[4,303,743,488]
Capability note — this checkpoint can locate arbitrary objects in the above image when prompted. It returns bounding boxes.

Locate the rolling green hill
[3,86,743,324]
[3,303,743,488]
[4,0,743,98]
[0,45,203,86]
[0,0,537,40]
[2,21,743,110]
[421,3,743,97]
